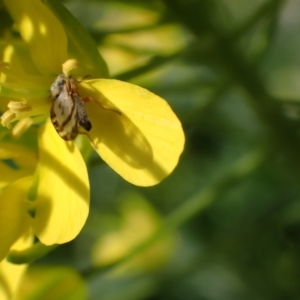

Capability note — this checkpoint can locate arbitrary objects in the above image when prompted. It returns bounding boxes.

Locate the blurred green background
[13,0,300,299]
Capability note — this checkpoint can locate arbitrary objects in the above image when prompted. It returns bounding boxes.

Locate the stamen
[12,118,34,139]
[8,100,32,113]
[62,59,78,76]
[1,100,33,128]
[1,110,16,128]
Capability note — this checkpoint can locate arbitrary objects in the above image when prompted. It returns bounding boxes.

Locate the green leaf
[42,0,108,78]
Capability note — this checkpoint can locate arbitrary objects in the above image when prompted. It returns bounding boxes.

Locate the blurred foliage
[16,266,87,300]
[5,0,300,299]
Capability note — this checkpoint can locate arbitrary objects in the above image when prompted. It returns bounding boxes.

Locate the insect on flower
[50,74,93,143]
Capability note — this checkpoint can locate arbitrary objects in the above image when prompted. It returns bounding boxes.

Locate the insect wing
[73,94,92,132]
[50,74,66,99]
[50,83,78,140]
[50,74,93,142]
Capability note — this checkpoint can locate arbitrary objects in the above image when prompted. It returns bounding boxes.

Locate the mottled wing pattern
[50,74,92,141]
[73,94,92,131]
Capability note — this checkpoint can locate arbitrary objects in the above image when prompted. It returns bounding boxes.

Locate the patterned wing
[73,94,92,132]
[50,74,79,140]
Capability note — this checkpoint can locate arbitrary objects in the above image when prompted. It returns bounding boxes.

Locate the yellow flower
[0,0,184,249]
[0,233,32,300]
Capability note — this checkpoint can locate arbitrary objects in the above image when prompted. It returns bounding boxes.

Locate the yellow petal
[34,119,90,245]
[0,143,36,188]
[0,177,33,262]
[1,43,51,89]
[0,143,37,169]
[0,233,32,300]
[80,79,185,186]
[43,0,108,77]
[4,0,68,74]
[0,161,33,189]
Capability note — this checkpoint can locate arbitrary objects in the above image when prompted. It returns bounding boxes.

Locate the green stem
[7,242,58,265]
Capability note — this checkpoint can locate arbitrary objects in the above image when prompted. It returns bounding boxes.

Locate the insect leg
[83,97,121,115]
[78,130,98,150]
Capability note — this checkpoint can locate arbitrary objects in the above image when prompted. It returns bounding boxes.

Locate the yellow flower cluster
[0,0,184,285]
